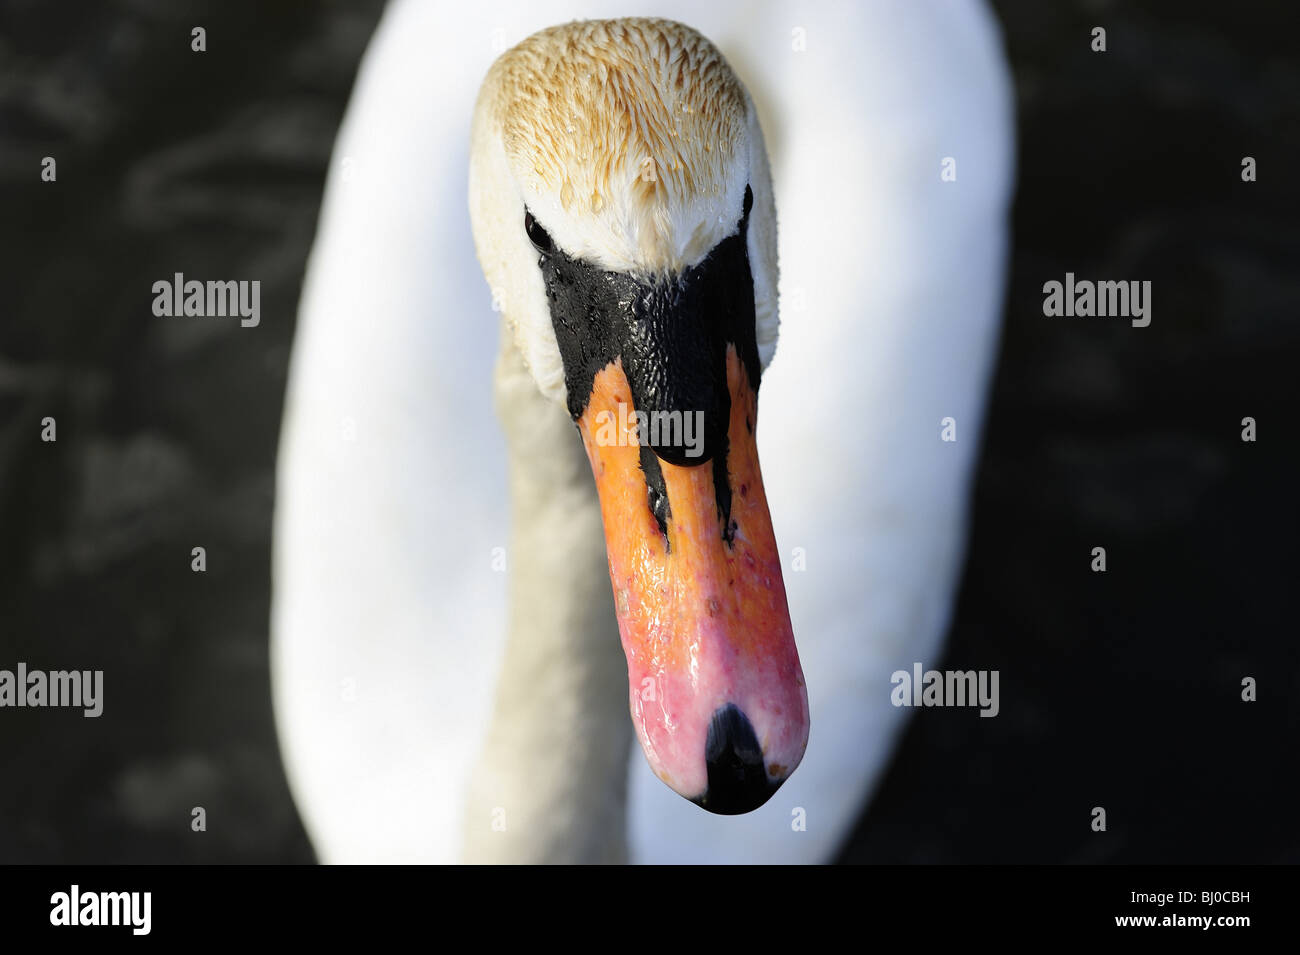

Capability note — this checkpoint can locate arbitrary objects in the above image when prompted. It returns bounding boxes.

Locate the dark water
[0,0,1295,863]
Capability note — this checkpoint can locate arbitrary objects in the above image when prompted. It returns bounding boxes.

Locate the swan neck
[461,335,632,862]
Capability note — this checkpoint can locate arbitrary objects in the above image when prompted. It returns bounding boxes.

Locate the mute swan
[272,0,1014,863]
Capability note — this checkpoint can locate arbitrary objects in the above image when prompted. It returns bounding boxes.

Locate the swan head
[470,18,806,814]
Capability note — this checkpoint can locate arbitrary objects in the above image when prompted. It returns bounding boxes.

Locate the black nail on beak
[693,703,781,815]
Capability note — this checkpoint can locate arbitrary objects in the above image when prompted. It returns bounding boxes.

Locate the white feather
[272,0,1014,863]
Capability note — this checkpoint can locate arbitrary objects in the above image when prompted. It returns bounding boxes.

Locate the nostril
[695,703,780,815]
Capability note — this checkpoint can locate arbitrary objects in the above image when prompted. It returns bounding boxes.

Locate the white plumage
[272,0,1014,863]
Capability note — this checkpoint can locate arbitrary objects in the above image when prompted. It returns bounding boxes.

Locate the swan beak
[576,349,809,814]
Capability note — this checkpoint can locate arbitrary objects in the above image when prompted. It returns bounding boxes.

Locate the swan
[271,0,1014,863]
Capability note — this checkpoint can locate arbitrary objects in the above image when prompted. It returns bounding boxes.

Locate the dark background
[1,0,1295,863]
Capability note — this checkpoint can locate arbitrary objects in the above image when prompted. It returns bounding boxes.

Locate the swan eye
[524,211,552,252]
[743,185,753,218]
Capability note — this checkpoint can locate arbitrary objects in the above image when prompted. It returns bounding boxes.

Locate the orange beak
[577,347,809,813]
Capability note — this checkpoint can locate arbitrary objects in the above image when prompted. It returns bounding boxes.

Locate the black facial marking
[638,442,671,544]
[530,191,760,546]
[713,437,735,546]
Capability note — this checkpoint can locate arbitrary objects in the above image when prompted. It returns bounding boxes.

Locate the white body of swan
[272,0,1014,863]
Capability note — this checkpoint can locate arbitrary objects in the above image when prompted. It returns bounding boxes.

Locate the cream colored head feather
[469,18,779,404]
